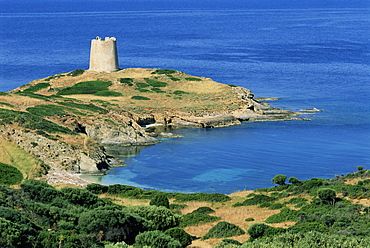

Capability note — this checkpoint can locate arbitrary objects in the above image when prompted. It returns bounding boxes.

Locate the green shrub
[288,177,302,185]
[86,183,109,194]
[26,104,70,116]
[241,231,370,248]
[94,90,123,96]
[173,193,231,202]
[317,188,336,205]
[23,82,50,92]
[0,102,13,108]
[169,204,187,210]
[180,213,220,227]
[258,202,272,208]
[150,194,170,208]
[0,92,8,96]
[265,207,298,223]
[168,76,181,81]
[107,184,144,198]
[268,203,285,210]
[203,221,245,240]
[245,217,255,222]
[288,222,328,234]
[233,194,276,207]
[0,108,75,134]
[124,205,181,231]
[58,101,108,114]
[272,175,287,185]
[0,163,23,185]
[135,82,150,88]
[192,207,215,214]
[14,92,51,101]
[135,230,182,248]
[57,80,112,95]
[67,69,85,77]
[78,207,145,244]
[247,223,269,239]
[285,197,308,205]
[173,90,189,95]
[151,69,177,75]
[184,77,202,81]
[131,96,151,100]
[164,228,192,247]
[119,78,134,86]
[144,78,168,87]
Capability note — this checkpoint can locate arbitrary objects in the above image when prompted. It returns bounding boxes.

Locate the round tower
[89,36,119,72]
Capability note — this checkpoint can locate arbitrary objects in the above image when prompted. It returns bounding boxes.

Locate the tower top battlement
[89,36,119,72]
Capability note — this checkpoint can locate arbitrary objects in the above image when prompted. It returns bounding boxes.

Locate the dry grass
[0,139,43,179]
[13,68,244,117]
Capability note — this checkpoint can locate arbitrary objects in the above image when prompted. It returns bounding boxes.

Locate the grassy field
[0,139,45,179]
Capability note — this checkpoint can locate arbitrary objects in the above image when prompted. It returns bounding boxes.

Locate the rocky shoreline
[0,68,310,186]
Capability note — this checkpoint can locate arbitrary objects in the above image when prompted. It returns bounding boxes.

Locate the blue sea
[0,0,369,194]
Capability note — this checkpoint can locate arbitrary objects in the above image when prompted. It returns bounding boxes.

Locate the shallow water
[1,0,369,193]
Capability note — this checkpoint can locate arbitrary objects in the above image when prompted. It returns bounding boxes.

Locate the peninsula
[0,67,304,185]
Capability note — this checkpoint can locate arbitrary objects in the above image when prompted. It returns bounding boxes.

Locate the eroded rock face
[1,127,107,174]
[81,119,159,146]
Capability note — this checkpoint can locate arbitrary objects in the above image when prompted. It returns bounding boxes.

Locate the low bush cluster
[203,221,245,240]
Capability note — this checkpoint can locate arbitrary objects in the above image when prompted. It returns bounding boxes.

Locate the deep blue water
[1,0,369,194]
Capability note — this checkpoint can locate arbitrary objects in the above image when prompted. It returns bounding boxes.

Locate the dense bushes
[164,228,192,247]
[203,221,245,240]
[124,205,181,231]
[180,212,220,227]
[135,230,182,248]
[0,163,23,185]
[173,192,231,202]
[150,194,170,208]
[78,207,145,244]
[233,194,276,207]
[0,108,75,134]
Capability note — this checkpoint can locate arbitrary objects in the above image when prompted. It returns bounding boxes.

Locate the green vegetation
[0,162,23,185]
[151,69,177,75]
[150,194,170,208]
[94,90,123,97]
[203,221,245,240]
[0,102,14,108]
[26,104,71,116]
[56,80,112,95]
[131,96,151,100]
[233,194,276,207]
[135,230,182,248]
[164,228,192,247]
[180,212,221,227]
[23,82,50,92]
[241,231,370,248]
[191,206,215,214]
[173,90,189,95]
[67,69,85,77]
[185,77,202,81]
[0,108,75,135]
[271,174,287,185]
[173,192,231,202]
[119,78,134,86]
[45,74,65,81]
[144,78,168,87]
[0,92,8,96]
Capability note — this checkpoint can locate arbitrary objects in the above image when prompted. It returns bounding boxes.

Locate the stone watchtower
[89,36,119,72]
